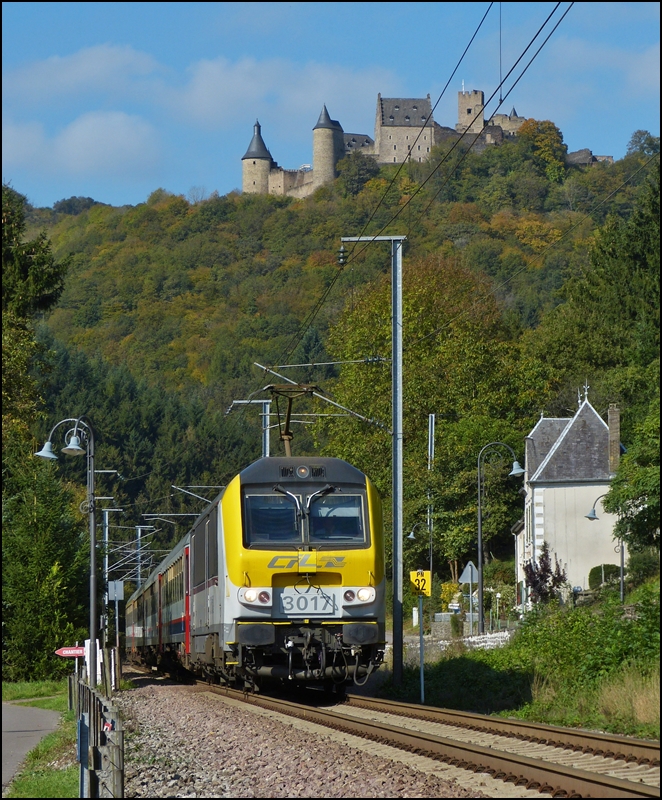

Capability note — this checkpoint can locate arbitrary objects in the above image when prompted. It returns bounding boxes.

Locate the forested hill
[29,125,650,404]
[19,125,661,563]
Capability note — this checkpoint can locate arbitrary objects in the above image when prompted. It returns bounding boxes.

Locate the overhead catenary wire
[406,151,660,351]
[277,4,495,369]
[226,3,572,455]
[274,3,568,370]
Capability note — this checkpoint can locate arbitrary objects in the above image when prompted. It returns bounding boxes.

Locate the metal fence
[69,669,124,798]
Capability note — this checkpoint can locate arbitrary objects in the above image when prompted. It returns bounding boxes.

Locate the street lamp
[477,442,524,634]
[585,494,624,602]
[36,417,98,688]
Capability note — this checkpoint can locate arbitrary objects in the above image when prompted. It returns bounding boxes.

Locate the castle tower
[312,105,344,189]
[242,120,272,194]
[456,89,484,133]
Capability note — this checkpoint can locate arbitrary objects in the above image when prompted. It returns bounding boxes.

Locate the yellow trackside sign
[410,570,431,596]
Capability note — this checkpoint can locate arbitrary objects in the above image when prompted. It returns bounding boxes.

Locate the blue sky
[2,2,659,208]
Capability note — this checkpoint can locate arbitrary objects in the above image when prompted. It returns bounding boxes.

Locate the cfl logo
[267,555,346,569]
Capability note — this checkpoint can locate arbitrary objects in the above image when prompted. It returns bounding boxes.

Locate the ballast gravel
[115,678,484,798]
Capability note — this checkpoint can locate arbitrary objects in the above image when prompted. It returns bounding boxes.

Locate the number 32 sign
[410,570,431,596]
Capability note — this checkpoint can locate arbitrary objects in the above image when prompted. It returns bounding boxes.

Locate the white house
[515,397,624,603]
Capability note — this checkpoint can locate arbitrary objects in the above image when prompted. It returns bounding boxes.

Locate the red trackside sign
[55,646,86,658]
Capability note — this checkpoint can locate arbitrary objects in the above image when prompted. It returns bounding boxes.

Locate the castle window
[467,109,472,114]
[253,160,256,164]
[417,145,421,151]
[393,145,396,150]
[406,135,409,140]
[407,145,410,150]
[393,157,396,162]
[427,148,430,152]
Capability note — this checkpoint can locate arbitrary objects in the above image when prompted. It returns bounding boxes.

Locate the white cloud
[2,112,160,179]
[166,56,399,133]
[2,44,161,107]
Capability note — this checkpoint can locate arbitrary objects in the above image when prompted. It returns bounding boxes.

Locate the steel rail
[344,694,660,765]
[202,685,659,799]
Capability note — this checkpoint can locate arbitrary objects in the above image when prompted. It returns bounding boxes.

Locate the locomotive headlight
[343,590,356,603]
[243,588,258,603]
[258,591,271,604]
[357,587,375,602]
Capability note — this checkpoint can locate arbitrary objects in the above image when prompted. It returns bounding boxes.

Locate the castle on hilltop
[242,89,528,199]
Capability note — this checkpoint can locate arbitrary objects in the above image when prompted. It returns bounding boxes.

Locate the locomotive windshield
[244,494,300,544]
[308,495,364,543]
[243,488,367,547]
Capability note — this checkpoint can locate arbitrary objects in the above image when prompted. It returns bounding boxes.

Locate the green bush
[588,563,621,590]
[450,613,463,638]
[627,548,660,586]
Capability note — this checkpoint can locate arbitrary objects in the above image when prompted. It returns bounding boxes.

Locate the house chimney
[608,404,620,476]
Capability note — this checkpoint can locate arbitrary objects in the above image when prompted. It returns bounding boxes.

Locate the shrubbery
[588,563,621,590]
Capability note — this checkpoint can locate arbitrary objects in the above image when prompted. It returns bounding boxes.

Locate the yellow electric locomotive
[127,456,386,690]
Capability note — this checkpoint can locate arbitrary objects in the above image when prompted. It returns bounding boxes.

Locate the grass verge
[3,680,77,799]
[380,578,660,739]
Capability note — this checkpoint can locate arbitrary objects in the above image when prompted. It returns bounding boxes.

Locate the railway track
[203,683,659,798]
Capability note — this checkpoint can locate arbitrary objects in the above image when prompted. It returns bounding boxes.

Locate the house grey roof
[529,400,611,484]
[242,120,272,160]
[313,105,343,132]
[344,133,374,151]
[510,107,519,118]
[525,416,571,478]
[379,95,433,127]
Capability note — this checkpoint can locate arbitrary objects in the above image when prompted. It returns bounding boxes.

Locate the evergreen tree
[2,184,86,681]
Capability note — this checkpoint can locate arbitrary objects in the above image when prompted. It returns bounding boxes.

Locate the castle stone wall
[269,167,315,197]
[375,124,435,164]
[489,113,526,135]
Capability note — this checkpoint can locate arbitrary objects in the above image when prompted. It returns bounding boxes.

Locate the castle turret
[456,89,484,134]
[312,105,344,189]
[242,120,272,194]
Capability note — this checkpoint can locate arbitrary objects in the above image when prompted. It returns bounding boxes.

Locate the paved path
[2,702,61,792]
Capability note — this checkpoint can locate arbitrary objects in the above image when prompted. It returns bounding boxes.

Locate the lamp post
[585,494,624,602]
[477,442,524,634]
[36,417,98,688]
[407,522,433,576]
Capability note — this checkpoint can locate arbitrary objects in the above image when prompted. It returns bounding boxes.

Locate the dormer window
[394,105,400,110]
[389,115,394,121]
[405,115,410,122]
